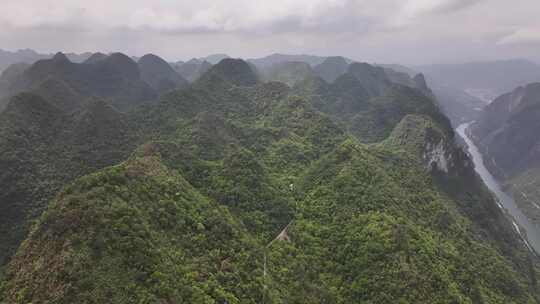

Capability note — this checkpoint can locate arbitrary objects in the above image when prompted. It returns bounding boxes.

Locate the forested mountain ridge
[0,92,137,267]
[0,57,539,303]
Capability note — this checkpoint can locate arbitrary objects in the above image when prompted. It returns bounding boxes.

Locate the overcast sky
[1,0,539,65]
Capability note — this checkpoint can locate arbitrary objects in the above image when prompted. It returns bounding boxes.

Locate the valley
[457,123,540,254]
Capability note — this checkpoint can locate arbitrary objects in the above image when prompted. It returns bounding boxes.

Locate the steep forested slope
[2,156,264,303]
[294,64,448,143]
[0,93,136,267]
[0,58,539,303]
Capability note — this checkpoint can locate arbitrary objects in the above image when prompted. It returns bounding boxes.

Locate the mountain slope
[197,58,258,87]
[1,58,539,303]
[174,59,213,82]
[313,56,349,83]
[138,54,188,93]
[470,83,540,178]
[248,53,328,68]
[294,62,448,143]
[470,82,540,225]
[8,52,157,111]
[259,61,314,86]
[0,93,136,267]
[347,62,393,97]
[2,156,263,304]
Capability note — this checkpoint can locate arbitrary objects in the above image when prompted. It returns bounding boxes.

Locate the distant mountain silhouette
[138,54,188,93]
[250,53,327,68]
[174,58,212,82]
[0,48,92,72]
[199,53,230,64]
[260,61,314,86]
[83,52,108,64]
[197,58,258,87]
[313,56,349,83]
[7,52,157,111]
[347,62,392,97]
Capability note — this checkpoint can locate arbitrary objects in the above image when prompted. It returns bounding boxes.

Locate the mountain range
[0,52,539,303]
[0,49,93,72]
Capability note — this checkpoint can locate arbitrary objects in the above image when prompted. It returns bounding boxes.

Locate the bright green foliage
[266,140,536,303]
[3,156,264,304]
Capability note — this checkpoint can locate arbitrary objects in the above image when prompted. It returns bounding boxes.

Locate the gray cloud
[498,28,540,46]
[422,0,483,15]
[0,0,538,64]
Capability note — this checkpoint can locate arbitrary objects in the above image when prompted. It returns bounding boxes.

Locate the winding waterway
[456,122,540,254]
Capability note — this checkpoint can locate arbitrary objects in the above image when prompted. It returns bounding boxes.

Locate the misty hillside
[3,52,161,112]
[138,54,189,93]
[173,58,213,82]
[0,49,93,72]
[248,53,354,69]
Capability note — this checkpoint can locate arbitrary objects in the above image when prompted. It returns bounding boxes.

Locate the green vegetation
[3,156,264,303]
[1,58,539,303]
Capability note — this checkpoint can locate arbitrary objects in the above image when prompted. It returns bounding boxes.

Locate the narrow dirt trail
[263,219,293,304]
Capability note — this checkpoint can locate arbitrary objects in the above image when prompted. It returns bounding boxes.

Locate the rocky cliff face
[470,82,540,178]
[470,82,540,226]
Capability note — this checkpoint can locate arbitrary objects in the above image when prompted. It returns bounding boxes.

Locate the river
[456,122,540,254]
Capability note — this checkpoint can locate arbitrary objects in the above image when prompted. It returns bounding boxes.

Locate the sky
[0,0,539,65]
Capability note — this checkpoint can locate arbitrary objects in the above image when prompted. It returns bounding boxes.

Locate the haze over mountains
[4,0,540,302]
[417,59,540,102]
[2,46,540,303]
